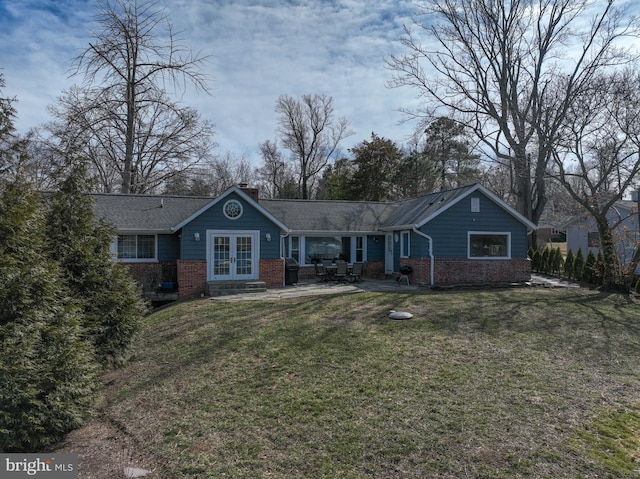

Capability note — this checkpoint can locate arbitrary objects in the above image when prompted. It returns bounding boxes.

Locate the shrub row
[528,246,607,286]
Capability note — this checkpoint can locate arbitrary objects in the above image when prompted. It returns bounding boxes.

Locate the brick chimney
[238,183,259,203]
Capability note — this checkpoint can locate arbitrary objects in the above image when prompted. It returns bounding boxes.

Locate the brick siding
[123,262,176,293]
[177,260,207,298]
[402,257,531,285]
[260,258,284,288]
[364,259,385,278]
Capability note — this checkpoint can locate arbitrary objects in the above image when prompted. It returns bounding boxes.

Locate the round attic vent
[223,199,243,220]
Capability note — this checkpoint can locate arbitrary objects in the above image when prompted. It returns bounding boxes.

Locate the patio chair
[314,262,330,282]
[334,261,348,282]
[349,262,364,282]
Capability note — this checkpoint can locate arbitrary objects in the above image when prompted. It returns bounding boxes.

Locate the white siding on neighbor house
[566,202,640,271]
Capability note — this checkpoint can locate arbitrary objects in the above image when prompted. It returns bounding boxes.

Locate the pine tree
[584,251,597,284]
[564,250,575,279]
[532,249,542,272]
[551,247,564,275]
[541,248,551,274]
[45,165,147,367]
[0,180,98,451]
[574,249,586,282]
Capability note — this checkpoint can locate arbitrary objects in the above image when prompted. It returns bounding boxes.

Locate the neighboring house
[92,183,536,298]
[565,200,640,268]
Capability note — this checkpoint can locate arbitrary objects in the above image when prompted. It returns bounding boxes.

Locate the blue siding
[180,192,283,260]
[421,193,529,258]
[411,231,430,257]
[367,235,385,260]
[158,234,180,261]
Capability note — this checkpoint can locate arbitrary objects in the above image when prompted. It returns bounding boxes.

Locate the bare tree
[206,153,255,196]
[0,74,33,186]
[48,86,215,193]
[0,74,16,147]
[273,94,353,199]
[387,0,639,239]
[65,0,213,193]
[256,140,296,199]
[550,69,640,290]
[162,152,255,196]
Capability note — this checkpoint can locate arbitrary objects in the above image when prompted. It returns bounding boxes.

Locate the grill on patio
[285,257,299,285]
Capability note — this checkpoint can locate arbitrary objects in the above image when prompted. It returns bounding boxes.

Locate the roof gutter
[412,226,434,286]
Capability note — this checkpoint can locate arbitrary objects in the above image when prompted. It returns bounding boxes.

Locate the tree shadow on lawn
[411,288,640,369]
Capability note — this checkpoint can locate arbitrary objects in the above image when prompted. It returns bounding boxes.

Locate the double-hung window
[400,231,410,258]
[117,234,156,261]
[290,236,300,263]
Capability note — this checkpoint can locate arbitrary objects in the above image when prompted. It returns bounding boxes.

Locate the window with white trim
[117,234,156,260]
[400,231,410,258]
[290,236,300,263]
[355,236,364,262]
[292,235,366,264]
[468,232,510,258]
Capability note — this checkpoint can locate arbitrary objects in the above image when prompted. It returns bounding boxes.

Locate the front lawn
[96,288,640,478]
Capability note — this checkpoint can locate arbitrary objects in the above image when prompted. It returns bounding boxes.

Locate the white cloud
[0,0,422,164]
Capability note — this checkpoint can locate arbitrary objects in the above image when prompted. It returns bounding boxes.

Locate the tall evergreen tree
[319,158,355,200]
[564,250,575,279]
[45,165,147,367]
[574,249,586,282]
[349,133,404,201]
[422,117,480,190]
[0,180,98,451]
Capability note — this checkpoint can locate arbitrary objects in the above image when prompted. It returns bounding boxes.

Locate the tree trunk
[595,216,625,292]
[122,80,135,194]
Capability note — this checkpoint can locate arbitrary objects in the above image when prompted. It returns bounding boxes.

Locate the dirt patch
[52,419,157,478]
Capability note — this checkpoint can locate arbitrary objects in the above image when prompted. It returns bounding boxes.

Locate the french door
[207,231,258,281]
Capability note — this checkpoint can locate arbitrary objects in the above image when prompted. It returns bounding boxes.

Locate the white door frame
[206,230,259,281]
[385,232,394,274]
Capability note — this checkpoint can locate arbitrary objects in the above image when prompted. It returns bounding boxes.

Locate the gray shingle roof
[259,199,398,232]
[259,185,481,232]
[380,185,479,228]
[91,193,213,232]
[91,183,535,234]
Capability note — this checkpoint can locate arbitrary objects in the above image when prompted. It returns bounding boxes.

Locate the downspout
[413,226,434,286]
[280,232,290,287]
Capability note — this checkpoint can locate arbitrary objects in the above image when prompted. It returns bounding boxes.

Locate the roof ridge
[88,192,216,200]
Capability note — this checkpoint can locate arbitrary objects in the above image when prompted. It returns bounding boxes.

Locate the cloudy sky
[0,0,423,164]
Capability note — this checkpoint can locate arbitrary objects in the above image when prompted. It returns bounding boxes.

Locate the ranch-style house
[92,183,537,297]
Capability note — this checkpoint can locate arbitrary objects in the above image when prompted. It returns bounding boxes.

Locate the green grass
[101,289,640,478]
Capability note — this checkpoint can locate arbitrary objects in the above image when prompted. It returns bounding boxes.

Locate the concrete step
[207,281,267,297]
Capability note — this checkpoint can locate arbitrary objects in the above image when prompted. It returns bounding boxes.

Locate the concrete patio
[209,273,580,302]
[210,278,421,301]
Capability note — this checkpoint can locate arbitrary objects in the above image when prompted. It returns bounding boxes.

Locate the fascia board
[289,230,381,236]
[379,225,416,231]
[171,186,291,233]
[116,228,173,234]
